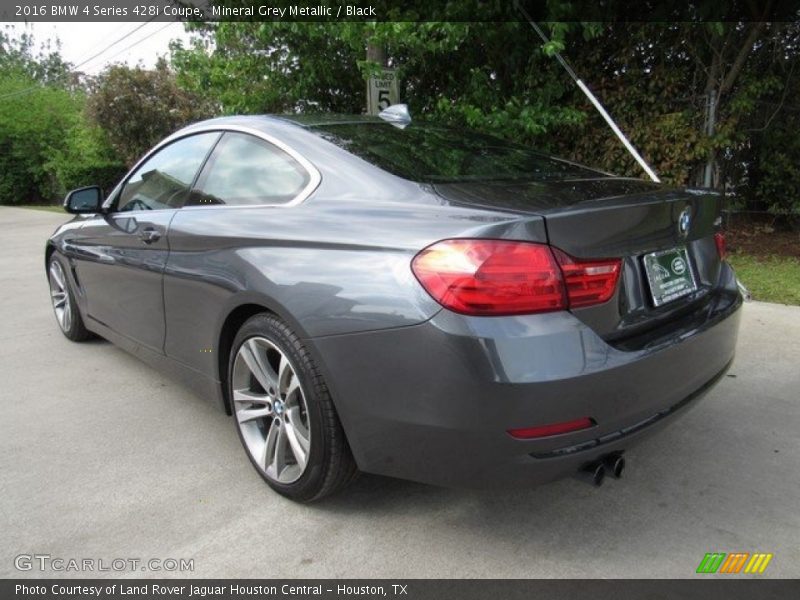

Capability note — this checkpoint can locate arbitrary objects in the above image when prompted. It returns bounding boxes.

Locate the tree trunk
[366,41,387,115]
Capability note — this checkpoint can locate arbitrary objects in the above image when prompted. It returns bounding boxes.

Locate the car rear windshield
[311,122,604,183]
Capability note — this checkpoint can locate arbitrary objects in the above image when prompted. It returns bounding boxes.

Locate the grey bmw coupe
[46,111,742,501]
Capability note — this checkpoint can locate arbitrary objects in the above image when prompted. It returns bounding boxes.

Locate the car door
[69,132,221,352]
[162,131,316,373]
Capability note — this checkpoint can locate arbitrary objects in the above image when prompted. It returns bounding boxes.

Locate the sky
[8,21,194,74]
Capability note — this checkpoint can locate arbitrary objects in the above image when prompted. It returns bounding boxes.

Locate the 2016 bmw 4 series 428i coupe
[46,111,742,501]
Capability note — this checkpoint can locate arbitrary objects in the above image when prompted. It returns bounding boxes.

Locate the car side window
[116,132,220,212]
[187,132,310,206]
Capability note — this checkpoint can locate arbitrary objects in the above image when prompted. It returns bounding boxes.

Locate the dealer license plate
[643,247,697,307]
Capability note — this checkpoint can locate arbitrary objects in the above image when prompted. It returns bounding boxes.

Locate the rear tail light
[411,239,621,316]
[507,417,595,439]
[551,249,622,308]
[410,239,566,316]
[714,232,727,260]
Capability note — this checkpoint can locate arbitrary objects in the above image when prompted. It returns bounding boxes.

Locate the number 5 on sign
[368,69,399,115]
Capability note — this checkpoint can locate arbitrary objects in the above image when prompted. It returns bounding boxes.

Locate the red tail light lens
[411,239,566,316]
[551,249,622,308]
[508,417,595,439]
[411,239,622,316]
[714,232,727,260]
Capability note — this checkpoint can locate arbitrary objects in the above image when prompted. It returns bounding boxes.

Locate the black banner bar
[3,580,800,600]
[2,0,799,23]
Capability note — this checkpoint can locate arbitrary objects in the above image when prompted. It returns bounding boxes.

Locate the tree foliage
[169,14,800,216]
[86,62,215,166]
[0,29,114,203]
[0,27,72,87]
[556,21,800,212]
[2,12,800,217]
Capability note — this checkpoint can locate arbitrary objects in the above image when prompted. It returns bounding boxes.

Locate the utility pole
[366,41,387,115]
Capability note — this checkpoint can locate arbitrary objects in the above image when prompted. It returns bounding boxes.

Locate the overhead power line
[0,19,170,102]
[98,22,176,66]
[73,17,158,71]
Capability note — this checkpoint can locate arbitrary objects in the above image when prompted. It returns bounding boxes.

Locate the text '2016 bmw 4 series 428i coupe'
[46,110,742,501]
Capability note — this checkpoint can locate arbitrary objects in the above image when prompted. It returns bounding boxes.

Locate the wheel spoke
[284,375,301,404]
[232,388,271,405]
[261,421,278,470]
[278,354,292,396]
[284,407,310,469]
[49,264,65,290]
[51,292,67,308]
[234,387,273,423]
[265,421,287,479]
[236,405,274,424]
[240,339,277,393]
[62,300,71,330]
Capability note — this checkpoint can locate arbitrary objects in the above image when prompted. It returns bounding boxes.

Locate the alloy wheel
[49,261,72,333]
[232,336,312,484]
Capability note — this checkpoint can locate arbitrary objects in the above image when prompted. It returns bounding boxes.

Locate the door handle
[139,228,161,244]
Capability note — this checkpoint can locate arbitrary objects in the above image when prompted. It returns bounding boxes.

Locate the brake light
[411,239,622,316]
[551,249,622,308]
[507,417,595,439]
[411,239,566,316]
[714,232,727,260]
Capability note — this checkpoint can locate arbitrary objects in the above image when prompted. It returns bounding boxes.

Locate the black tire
[47,254,92,342]
[229,313,358,501]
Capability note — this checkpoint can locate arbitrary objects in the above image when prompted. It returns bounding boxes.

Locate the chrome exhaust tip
[603,453,626,479]
[576,461,606,487]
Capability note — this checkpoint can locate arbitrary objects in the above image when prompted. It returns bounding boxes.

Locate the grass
[728,253,800,306]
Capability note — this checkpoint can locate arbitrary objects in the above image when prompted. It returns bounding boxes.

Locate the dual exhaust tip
[576,453,625,487]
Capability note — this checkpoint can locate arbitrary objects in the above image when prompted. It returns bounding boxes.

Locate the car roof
[275,114,387,127]
[181,114,395,133]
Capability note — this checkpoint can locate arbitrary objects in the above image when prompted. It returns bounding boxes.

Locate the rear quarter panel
[162,196,545,379]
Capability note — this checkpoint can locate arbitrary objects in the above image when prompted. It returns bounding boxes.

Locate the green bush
[0,32,126,205]
[0,77,127,205]
[46,118,127,199]
[87,63,213,166]
[0,75,78,203]
[53,161,128,199]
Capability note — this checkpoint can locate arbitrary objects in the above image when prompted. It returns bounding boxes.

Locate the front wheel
[229,313,357,501]
[48,255,92,342]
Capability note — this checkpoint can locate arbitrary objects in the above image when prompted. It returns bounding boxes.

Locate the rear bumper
[309,266,743,488]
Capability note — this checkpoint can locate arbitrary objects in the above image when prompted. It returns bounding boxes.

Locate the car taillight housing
[714,232,727,260]
[411,239,621,316]
[550,248,622,308]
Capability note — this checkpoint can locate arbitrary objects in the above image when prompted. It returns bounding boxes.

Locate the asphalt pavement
[1,206,798,578]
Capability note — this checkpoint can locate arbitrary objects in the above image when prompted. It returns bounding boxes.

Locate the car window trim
[187,132,225,202]
[188,131,312,209]
[102,125,321,213]
[107,131,223,214]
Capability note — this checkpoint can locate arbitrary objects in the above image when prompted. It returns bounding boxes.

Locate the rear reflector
[714,232,727,260]
[508,417,595,439]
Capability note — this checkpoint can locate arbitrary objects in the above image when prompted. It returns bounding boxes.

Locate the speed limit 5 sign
[368,69,399,115]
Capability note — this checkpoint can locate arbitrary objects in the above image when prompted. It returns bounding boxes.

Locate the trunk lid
[433,178,725,342]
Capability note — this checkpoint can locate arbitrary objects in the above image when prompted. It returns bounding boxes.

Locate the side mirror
[64,186,104,214]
